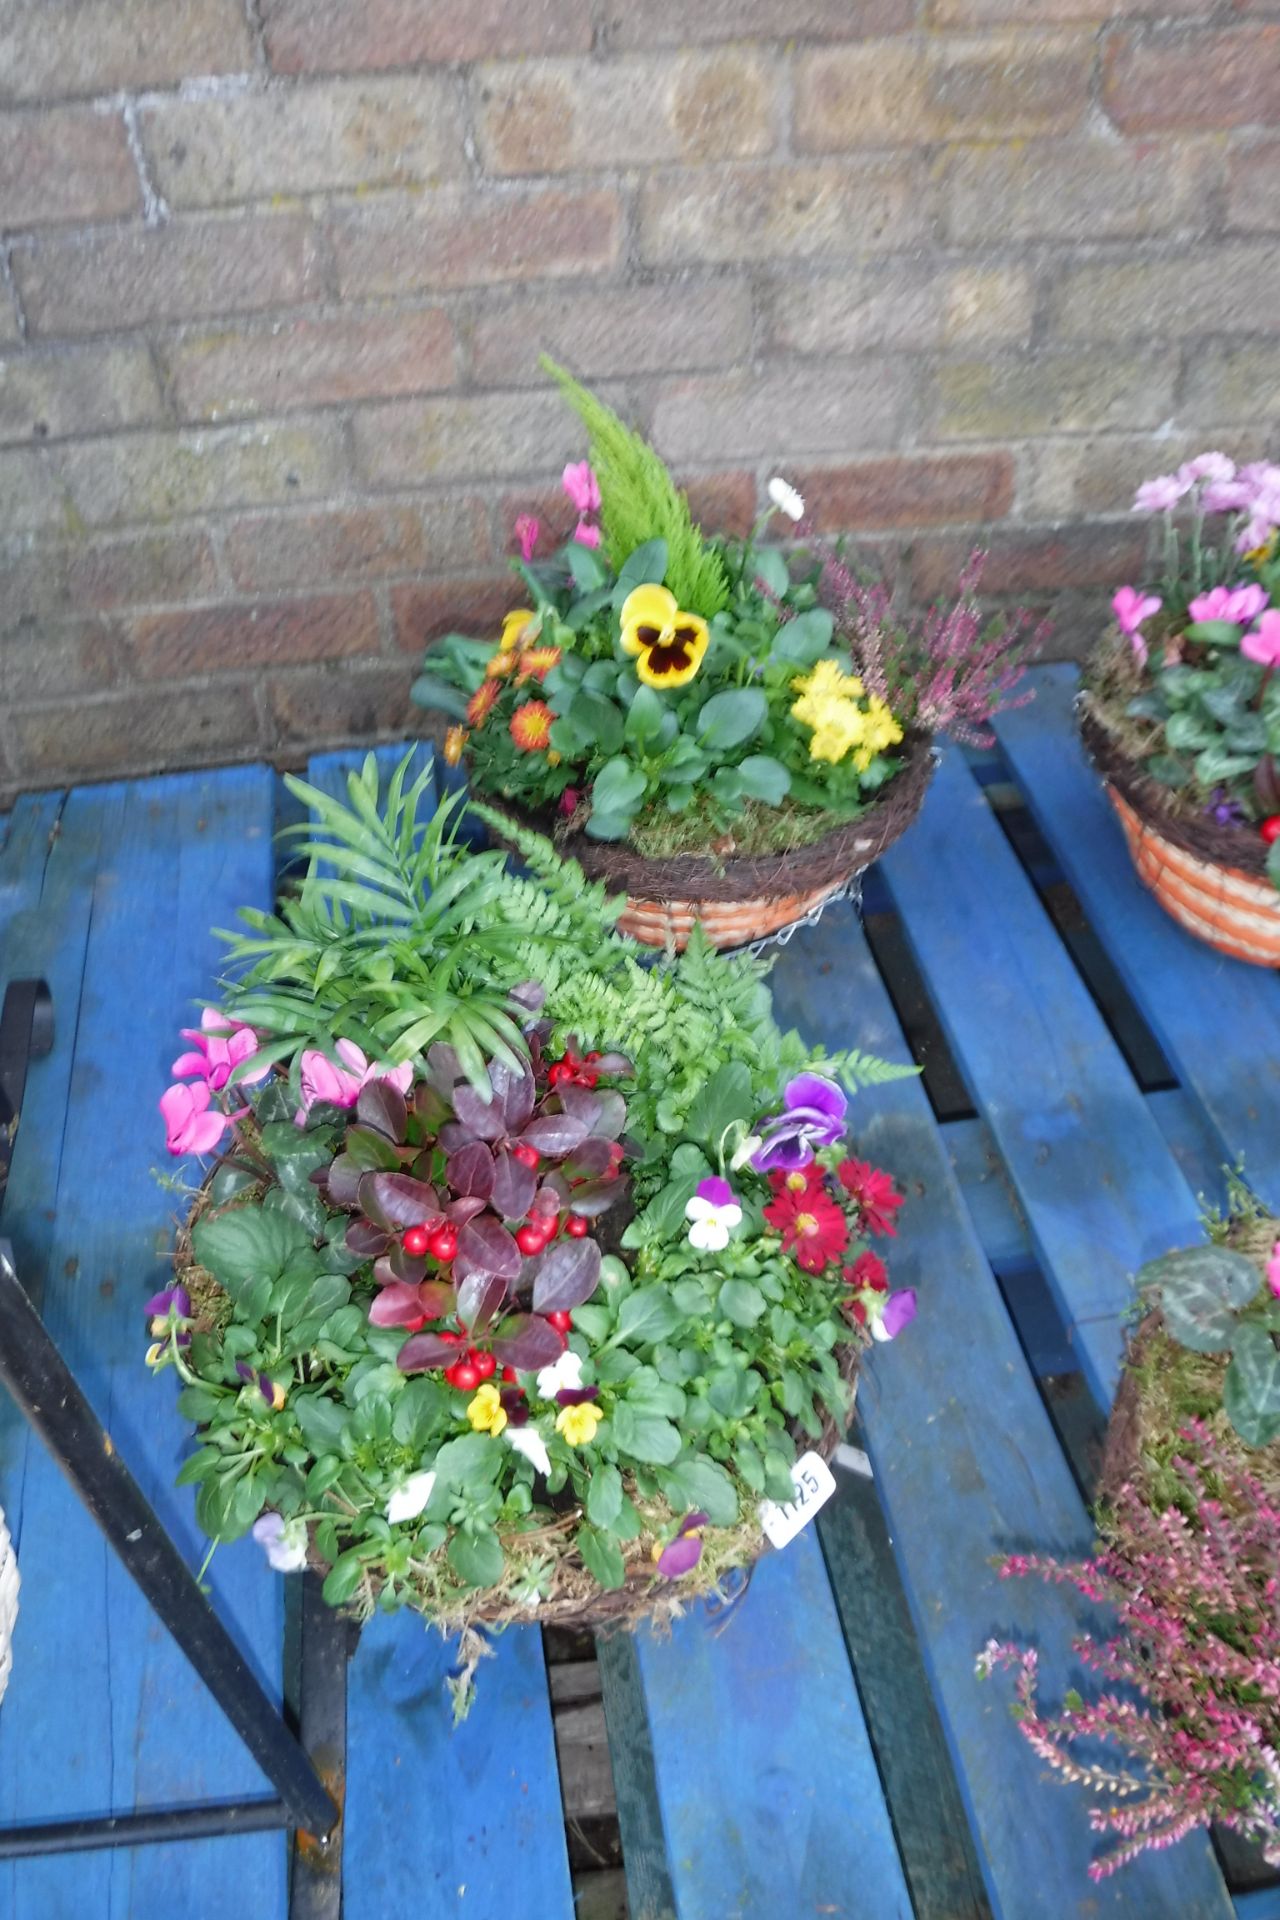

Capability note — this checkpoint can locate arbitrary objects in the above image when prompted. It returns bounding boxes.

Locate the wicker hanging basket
[1080,703,1280,969]
[489,737,936,951]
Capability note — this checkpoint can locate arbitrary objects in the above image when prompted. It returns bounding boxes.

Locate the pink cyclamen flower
[1242,610,1280,668]
[514,514,540,563]
[573,518,601,549]
[1188,584,1269,628]
[1112,587,1161,662]
[1177,452,1236,488]
[172,1006,270,1092]
[160,1081,233,1157]
[562,461,601,516]
[295,1039,413,1124]
[1267,1241,1280,1301]
[1132,474,1190,515]
[1237,513,1279,556]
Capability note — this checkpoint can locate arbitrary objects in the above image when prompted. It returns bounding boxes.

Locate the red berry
[566,1213,590,1238]
[401,1225,431,1257]
[547,1061,569,1087]
[428,1226,458,1262]
[512,1143,540,1169]
[586,1050,601,1063]
[608,1142,625,1165]
[439,1328,465,1345]
[547,1310,573,1332]
[515,1223,546,1256]
[501,1365,518,1384]
[450,1360,480,1392]
[1261,816,1280,845]
[473,1350,496,1380]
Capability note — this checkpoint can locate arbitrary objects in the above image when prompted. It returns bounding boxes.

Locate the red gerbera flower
[837,1158,904,1237]
[844,1249,888,1293]
[510,700,554,752]
[764,1182,848,1274]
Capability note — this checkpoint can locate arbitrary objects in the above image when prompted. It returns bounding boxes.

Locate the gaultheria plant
[978,1420,1280,1880]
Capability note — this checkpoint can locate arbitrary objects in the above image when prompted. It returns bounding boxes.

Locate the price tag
[758,1449,837,1549]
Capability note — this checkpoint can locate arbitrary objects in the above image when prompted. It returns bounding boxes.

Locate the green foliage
[1138,1234,1280,1448]
[543,357,730,618]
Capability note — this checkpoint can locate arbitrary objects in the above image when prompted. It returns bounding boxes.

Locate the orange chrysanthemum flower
[443,725,468,766]
[466,680,500,727]
[517,644,562,684]
[509,701,554,752]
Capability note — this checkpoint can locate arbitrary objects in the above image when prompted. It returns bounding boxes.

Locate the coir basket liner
[487,735,935,951]
[1080,702,1280,969]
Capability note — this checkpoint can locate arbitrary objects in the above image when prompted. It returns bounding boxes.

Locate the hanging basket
[1080,703,1280,969]
[488,737,936,952]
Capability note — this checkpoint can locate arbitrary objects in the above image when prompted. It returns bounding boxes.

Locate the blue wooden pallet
[0,665,1276,1918]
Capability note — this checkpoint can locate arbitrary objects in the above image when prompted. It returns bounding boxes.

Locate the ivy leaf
[1223,1354,1280,1447]
[577,1524,626,1590]
[448,1530,505,1588]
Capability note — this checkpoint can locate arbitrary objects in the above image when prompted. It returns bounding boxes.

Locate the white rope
[0,1504,17,1707]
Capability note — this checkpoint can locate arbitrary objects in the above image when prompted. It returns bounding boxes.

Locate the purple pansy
[750,1073,848,1173]
[145,1283,192,1347]
[236,1361,286,1410]
[873,1288,918,1343]
[556,1385,600,1408]
[656,1511,709,1579]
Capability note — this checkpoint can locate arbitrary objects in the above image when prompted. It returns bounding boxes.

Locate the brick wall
[1,1,1276,797]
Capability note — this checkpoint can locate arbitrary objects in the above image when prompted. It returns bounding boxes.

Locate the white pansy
[507,1425,552,1477]
[684,1193,743,1253]
[730,1133,762,1172]
[535,1349,583,1400]
[386,1469,437,1525]
[767,477,805,522]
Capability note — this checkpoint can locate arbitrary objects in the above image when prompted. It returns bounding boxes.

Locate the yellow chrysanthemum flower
[555,1402,603,1447]
[467,1383,508,1436]
[619,583,709,689]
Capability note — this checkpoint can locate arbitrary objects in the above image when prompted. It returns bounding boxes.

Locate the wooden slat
[996,666,1280,1212]
[630,1527,913,1920]
[880,746,1203,1409]
[769,903,1233,1919]
[343,1613,574,1919]
[0,769,287,1919]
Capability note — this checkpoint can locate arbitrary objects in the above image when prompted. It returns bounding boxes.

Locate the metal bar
[0,1800,293,1860]
[0,1239,339,1843]
[289,1573,350,1920]
[0,979,53,1204]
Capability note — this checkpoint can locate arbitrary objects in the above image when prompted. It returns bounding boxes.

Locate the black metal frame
[0,979,341,1860]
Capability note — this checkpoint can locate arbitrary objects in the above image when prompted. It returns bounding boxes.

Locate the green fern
[542,357,730,619]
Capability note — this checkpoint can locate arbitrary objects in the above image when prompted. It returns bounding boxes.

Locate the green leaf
[447,1529,505,1588]
[696,687,767,750]
[591,755,648,816]
[610,1404,682,1464]
[583,809,632,843]
[586,1461,624,1529]
[292,1393,351,1454]
[1223,1355,1280,1447]
[1182,619,1246,646]
[771,608,834,665]
[322,1549,367,1606]
[685,1060,753,1152]
[612,1286,683,1347]
[719,1279,766,1328]
[612,539,669,607]
[566,541,609,591]
[1229,1321,1280,1416]
[577,1524,626,1589]
[624,684,669,746]
[410,673,471,721]
[1138,1244,1259,1352]
[753,547,790,597]
[175,1446,223,1488]
[192,1209,313,1303]
[665,1454,739,1526]
[393,1376,451,1450]
[434,1431,502,1489]
[737,754,791,804]
[569,687,626,756]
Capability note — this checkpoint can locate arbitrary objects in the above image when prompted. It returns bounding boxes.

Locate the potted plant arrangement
[1082,455,1280,965]
[148,755,916,1694]
[411,361,1045,950]
[979,1189,1280,1879]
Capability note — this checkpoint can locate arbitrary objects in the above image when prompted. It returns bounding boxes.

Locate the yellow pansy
[555,1401,603,1447]
[443,725,468,766]
[619,583,710,689]
[501,608,538,651]
[467,1383,508,1436]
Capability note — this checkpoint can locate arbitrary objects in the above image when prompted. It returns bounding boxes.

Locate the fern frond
[542,357,730,619]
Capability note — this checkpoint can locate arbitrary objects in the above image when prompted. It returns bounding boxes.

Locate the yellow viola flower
[620,583,710,689]
[467,1383,508,1436]
[443,725,468,766]
[500,608,538,651]
[555,1401,603,1447]
[791,662,903,768]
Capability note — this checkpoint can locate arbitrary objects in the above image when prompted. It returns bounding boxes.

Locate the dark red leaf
[589,1090,626,1140]
[491,1058,536,1131]
[508,981,546,1014]
[565,1137,613,1178]
[556,1083,602,1129]
[458,1214,523,1283]
[491,1148,537,1222]
[457,1269,508,1336]
[425,1041,462,1096]
[417,1280,456,1320]
[491,1314,566,1372]
[369,1282,426,1328]
[448,1141,496,1200]
[360,1171,442,1229]
[452,1084,507,1141]
[346,1218,390,1258]
[373,1252,425,1288]
[592,1052,632,1077]
[558,1174,628,1218]
[325,1153,364,1207]
[357,1077,408,1142]
[437,1122,471,1155]
[522,1113,590,1156]
[413,1081,449,1130]
[446,1195,487,1225]
[532,1237,601,1313]
[398,1331,460,1374]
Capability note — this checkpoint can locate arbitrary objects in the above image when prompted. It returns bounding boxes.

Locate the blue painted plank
[880,746,1203,1409]
[0,792,64,966]
[343,1614,574,1920]
[996,665,1280,1213]
[304,742,436,814]
[1236,1887,1280,1919]
[769,904,1233,1918]
[633,1527,912,1920]
[0,768,287,1920]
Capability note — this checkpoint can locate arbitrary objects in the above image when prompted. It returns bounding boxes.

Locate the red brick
[1103,27,1280,133]
[263,0,592,73]
[0,342,163,445]
[0,530,217,622]
[605,0,912,43]
[793,455,1015,534]
[12,216,325,338]
[795,36,1093,150]
[391,575,518,654]
[166,310,457,424]
[224,498,489,594]
[9,682,262,783]
[0,0,253,104]
[475,51,777,174]
[651,368,911,466]
[910,524,1148,600]
[1227,141,1280,231]
[0,615,122,700]
[469,280,753,387]
[0,106,137,229]
[638,160,928,266]
[327,189,622,299]
[353,391,584,489]
[264,661,419,747]
[143,77,468,210]
[126,593,381,678]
